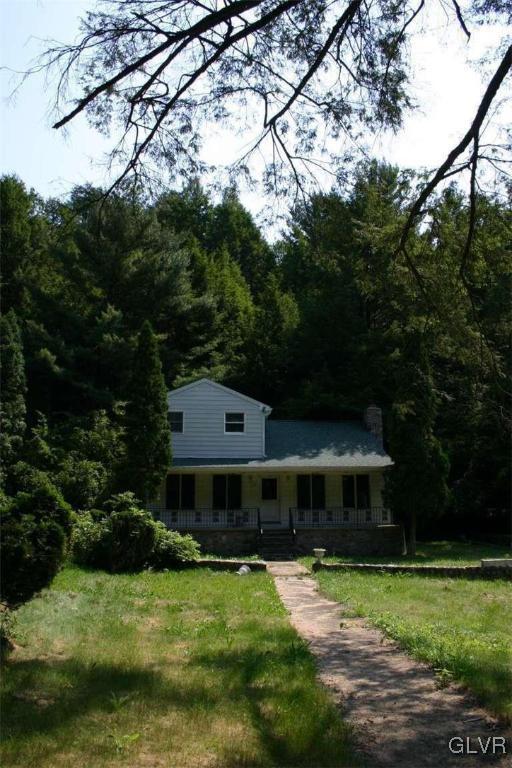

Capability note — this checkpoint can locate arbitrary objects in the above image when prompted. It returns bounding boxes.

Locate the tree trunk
[406,508,417,556]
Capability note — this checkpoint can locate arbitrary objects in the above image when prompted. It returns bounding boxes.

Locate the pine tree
[0,309,27,482]
[385,331,450,554]
[123,322,171,504]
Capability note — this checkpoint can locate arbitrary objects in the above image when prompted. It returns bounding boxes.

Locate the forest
[1,163,510,540]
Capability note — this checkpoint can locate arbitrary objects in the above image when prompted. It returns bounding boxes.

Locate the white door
[259,476,281,524]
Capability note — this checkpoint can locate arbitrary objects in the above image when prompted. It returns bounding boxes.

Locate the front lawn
[2,566,357,768]
[315,569,512,721]
[300,539,512,569]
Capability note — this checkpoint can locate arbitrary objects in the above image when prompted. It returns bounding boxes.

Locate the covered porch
[149,468,392,530]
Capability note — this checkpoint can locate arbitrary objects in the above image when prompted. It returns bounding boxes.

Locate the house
[150,378,402,557]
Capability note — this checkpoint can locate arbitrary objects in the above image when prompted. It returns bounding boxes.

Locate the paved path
[267,562,510,768]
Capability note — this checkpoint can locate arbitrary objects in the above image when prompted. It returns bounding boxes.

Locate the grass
[2,566,358,768]
[299,540,512,569]
[315,568,512,722]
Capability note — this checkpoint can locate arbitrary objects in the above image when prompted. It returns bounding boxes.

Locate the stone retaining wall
[183,525,403,557]
[196,558,267,571]
[294,525,403,557]
[183,528,260,556]
[313,562,512,580]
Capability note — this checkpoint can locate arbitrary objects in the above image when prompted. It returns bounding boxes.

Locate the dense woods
[1,166,510,548]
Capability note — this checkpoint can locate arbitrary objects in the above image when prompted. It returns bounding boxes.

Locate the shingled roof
[172,419,392,470]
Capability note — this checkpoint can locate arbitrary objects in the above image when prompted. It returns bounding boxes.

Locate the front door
[260,476,281,524]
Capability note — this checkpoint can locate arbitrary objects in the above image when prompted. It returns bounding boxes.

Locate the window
[342,475,355,508]
[342,474,371,509]
[225,412,245,433]
[169,411,183,433]
[356,475,370,509]
[166,474,195,509]
[261,478,277,501]
[212,474,242,509]
[296,474,325,509]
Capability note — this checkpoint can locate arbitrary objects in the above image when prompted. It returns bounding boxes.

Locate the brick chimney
[364,405,383,445]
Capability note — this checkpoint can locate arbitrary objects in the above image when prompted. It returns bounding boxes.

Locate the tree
[206,189,274,294]
[0,310,27,482]
[241,273,299,404]
[0,477,72,610]
[123,321,171,503]
[385,332,450,554]
[38,0,511,267]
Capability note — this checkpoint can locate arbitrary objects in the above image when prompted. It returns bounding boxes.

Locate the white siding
[169,380,266,458]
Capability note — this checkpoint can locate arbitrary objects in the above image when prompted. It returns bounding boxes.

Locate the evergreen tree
[123,322,171,503]
[0,310,27,482]
[241,273,299,404]
[385,331,450,554]
[207,189,274,294]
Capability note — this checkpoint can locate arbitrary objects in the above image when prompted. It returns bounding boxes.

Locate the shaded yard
[315,568,512,722]
[1,566,358,768]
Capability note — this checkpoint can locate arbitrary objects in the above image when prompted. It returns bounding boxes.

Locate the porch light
[313,548,326,563]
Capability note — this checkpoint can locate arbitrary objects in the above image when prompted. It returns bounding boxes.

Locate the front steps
[258,529,296,561]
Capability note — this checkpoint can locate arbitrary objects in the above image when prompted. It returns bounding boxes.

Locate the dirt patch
[268,564,511,768]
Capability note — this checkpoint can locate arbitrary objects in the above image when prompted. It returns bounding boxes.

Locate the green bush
[0,604,16,659]
[56,455,107,510]
[71,512,111,568]
[108,508,157,572]
[70,500,156,572]
[149,522,200,569]
[5,460,52,496]
[70,499,200,572]
[0,480,72,608]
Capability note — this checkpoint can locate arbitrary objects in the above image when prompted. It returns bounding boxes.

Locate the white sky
[1,0,509,220]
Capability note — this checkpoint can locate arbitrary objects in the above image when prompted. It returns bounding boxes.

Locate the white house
[150,378,401,556]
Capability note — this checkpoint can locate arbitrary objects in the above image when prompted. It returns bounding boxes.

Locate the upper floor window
[225,412,245,433]
[169,410,184,433]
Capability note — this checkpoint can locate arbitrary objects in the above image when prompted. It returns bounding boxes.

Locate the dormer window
[225,412,245,433]
[169,410,184,433]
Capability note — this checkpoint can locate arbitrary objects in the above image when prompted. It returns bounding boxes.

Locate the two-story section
[150,379,400,558]
[168,378,271,460]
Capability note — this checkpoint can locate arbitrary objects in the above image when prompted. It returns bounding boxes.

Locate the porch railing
[148,506,261,529]
[290,507,392,528]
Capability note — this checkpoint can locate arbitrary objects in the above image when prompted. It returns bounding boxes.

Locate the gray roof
[173,419,392,470]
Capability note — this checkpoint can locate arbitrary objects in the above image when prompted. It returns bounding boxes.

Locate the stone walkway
[267,561,510,768]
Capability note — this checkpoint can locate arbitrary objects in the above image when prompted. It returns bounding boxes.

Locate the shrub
[0,604,16,659]
[56,455,108,510]
[0,480,72,608]
[70,500,200,573]
[5,460,52,496]
[108,508,157,572]
[71,512,111,568]
[103,491,142,515]
[149,522,200,569]
[71,501,156,572]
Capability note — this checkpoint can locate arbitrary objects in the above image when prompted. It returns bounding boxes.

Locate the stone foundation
[182,524,403,557]
[294,525,403,557]
[183,528,260,557]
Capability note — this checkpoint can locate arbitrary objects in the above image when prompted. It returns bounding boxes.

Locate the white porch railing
[290,507,392,527]
[148,506,261,529]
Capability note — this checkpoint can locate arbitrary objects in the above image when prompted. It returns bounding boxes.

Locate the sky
[0,0,509,219]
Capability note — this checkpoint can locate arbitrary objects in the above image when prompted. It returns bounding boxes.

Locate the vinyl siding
[168,380,265,458]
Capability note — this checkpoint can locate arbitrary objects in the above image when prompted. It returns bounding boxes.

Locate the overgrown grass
[316,569,512,721]
[299,540,512,569]
[2,566,358,768]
